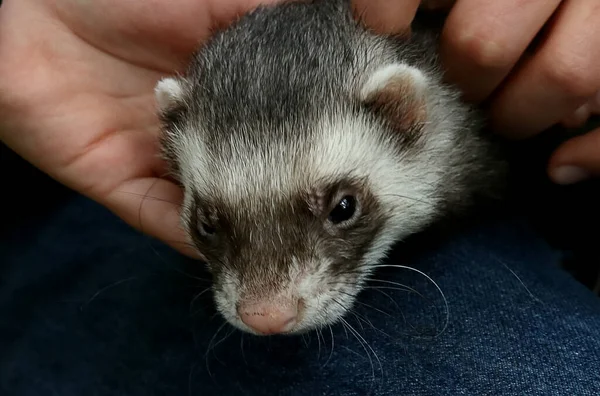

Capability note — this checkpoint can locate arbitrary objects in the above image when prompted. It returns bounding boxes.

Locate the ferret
[154,0,505,336]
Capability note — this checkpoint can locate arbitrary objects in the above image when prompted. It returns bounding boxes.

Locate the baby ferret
[154,0,505,336]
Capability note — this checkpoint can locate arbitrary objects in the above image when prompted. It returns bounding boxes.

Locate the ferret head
[154,1,496,335]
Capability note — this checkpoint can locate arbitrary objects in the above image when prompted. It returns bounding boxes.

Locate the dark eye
[328,195,357,224]
[200,222,216,236]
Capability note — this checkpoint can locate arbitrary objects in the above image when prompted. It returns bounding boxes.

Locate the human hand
[0,0,279,259]
[352,0,600,185]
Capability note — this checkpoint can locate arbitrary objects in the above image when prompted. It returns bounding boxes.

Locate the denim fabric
[2,187,600,396]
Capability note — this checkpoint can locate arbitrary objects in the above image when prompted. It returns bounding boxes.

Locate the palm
[0,0,277,256]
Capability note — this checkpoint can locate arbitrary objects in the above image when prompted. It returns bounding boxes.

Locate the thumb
[548,127,600,185]
[104,177,204,260]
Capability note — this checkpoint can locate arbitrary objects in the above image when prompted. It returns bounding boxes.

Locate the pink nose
[238,302,298,335]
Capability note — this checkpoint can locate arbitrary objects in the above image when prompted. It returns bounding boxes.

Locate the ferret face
[155,64,447,335]
[155,82,440,335]
[153,0,497,335]
[157,66,438,334]
[185,175,387,335]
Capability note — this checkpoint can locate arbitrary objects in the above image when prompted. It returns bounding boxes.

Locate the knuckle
[450,30,514,70]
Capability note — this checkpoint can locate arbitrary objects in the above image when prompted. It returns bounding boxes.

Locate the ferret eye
[200,222,216,236]
[328,195,357,224]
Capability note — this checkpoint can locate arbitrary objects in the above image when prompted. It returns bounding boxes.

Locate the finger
[105,177,204,260]
[439,0,561,103]
[352,0,421,36]
[489,0,600,139]
[548,127,600,185]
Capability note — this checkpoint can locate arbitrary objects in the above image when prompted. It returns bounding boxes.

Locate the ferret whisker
[136,178,161,236]
[353,313,392,340]
[135,180,211,286]
[369,288,418,332]
[204,321,228,377]
[329,280,436,336]
[364,285,418,293]
[334,283,423,335]
[367,286,442,335]
[306,333,312,346]
[493,256,542,303]
[209,311,222,322]
[205,321,228,356]
[337,290,393,318]
[340,317,382,387]
[80,276,142,310]
[331,297,392,341]
[365,278,426,299]
[189,286,213,314]
[351,311,375,335]
[330,278,422,299]
[301,334,308,348]
[372,264,450,337]
[341,321,349,340]
[114,190,183,207]
[353,311,366,332]
[319,324,335,369]
[370,288,402,312]
[339,318,373,380]
[191,302,213,318]
[211,326,237,365]
[316,327,323,360]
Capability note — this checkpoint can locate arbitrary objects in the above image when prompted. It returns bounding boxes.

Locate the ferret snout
[237,299,304,335]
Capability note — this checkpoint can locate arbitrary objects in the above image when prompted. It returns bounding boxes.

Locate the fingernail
[561,104,591,128]
[552,166,590,185]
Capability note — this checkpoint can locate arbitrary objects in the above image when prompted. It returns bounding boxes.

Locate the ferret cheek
[213,287,239,322]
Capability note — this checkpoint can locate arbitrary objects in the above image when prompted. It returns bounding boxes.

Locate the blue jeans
[2,170,600,395]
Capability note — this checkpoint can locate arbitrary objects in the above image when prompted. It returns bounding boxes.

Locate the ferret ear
[359,64,428,132]
[154,76,186,111]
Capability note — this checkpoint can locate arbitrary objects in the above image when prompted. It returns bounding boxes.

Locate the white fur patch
[155,77,184,110]
[176,107,449,236]
[311,112,441,236]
